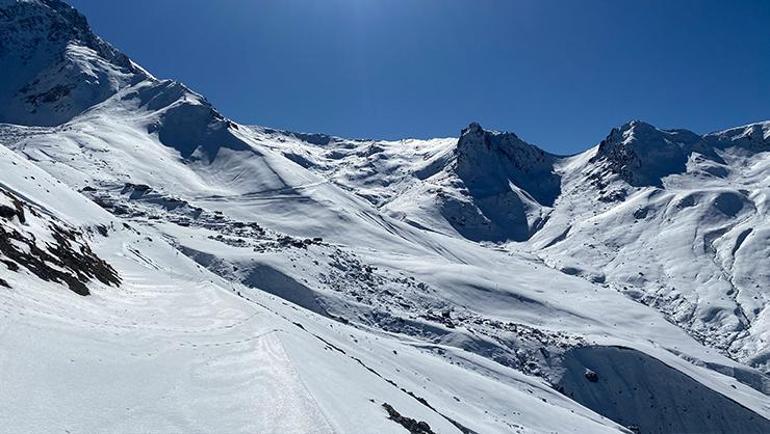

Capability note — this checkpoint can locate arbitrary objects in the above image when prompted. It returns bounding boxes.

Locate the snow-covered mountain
[2,1,770,433]
[0,0,148,126]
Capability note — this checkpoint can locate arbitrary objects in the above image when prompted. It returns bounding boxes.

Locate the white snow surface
[2,1,770,433]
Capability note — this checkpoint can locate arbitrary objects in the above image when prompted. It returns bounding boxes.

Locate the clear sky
[68,0,770,154]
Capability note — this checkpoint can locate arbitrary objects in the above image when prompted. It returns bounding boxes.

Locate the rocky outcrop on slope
[455,122,561,206]
[0,187,120,295]
[589,120,701,187]
[419,122,560,242]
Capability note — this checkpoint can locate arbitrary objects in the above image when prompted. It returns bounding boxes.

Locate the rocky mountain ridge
[2,1,770,433]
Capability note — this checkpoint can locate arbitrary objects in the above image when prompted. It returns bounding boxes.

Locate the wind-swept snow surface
[2,1,770,433]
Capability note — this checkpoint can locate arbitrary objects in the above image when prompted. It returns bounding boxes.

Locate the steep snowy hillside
[250,122,559,242]
[7,144,629,433]
[383,122,558,242]
[2,1,770,433]
[530,120,770,374]
[6,122,770,432]
[0,0,148,126]
[266,117,770,377]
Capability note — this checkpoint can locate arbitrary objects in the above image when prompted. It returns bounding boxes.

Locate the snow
[0,0,146,126]
[1,0,770,432]
[1,143,653,432]
[532,122,770,372]
[556,346,770,433]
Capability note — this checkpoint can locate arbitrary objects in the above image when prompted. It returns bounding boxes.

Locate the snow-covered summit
[119,79,248,161]
[589,120,701,187]
[705,121,770,152]
[587,120,770,189]
[455,122,560,206]
[0,0,149,125]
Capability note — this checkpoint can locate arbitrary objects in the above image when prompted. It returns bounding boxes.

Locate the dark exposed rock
[2,259,19,271]
[590,121,700,187]
[0,205,16,220]
[121,183,152,195]
[94,224,108,237]
[0,189,120,296]
[0,190,26,223]
[24,83,73,105]
[584,368,599,382]
[381,403,435,434]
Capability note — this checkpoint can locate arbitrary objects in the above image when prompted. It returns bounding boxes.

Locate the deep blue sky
[68,0,770,154]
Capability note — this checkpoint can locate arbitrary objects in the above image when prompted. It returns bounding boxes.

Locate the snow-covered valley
[1,1,770,433]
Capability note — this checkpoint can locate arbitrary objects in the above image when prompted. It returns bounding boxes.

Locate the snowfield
[2,1,770,433]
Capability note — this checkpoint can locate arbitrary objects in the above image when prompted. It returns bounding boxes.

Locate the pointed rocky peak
[458,121,543,156]
[597,120,700,154]
[454,122,560,206]
[456,122,554,172]
[0,0,148,126]
[591,120,701,187]
[0,0,131,65]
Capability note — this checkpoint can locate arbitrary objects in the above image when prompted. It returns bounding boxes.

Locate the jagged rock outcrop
[589,120,701,187]
[0,187,120,295]
[455,122,560,206]
[0,0,148,125]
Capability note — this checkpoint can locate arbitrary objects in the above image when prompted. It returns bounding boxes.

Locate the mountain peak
[621,119,654,130]
[455,122,560,207]
[457,122,529,155]
[462,121,485,136]
[592,120,701,187]
[0,0,147,126]
[611,120,700,144]
[0,0,130,66]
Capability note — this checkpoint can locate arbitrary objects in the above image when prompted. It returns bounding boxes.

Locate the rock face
[589,120,770,189]
[704,121,770,152]
[0,187,120,295]
[455,122,560,207]
[432,122,561,242]
[590,120,702,187]
[0,0,148,125]
[381,403,436,434]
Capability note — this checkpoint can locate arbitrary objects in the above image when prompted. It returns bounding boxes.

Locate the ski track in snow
[0,252,335,433]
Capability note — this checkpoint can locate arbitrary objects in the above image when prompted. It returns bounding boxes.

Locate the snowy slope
[2,1,770,433]
[247,122,559,242]
[1,142,637,434]
[261,117,770,375]
[531,120,770,373]
[0,0,148,126]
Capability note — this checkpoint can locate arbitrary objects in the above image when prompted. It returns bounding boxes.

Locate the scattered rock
[381,403,435,434]
[0,205,16,220]
[0,189,120,296]
[584,368,599,382]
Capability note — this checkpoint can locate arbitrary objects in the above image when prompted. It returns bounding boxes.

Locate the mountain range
[1,1,770,433]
